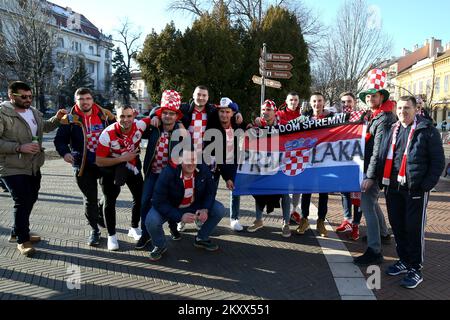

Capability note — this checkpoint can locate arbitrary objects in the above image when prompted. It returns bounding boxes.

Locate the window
[89,46,94,55]
[418,81,423,94]
[426,79,431,96]
[413,83,417,94]
[435,77,440,95]
[72,41,81,52]
[445,75,449,93]
[105,50,110,59]
[87,62,95,74]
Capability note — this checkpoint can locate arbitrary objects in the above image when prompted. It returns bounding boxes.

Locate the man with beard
[354,69,397,265]
[136,90,184,250]
[54,88,115,246]
[0,81,66,256]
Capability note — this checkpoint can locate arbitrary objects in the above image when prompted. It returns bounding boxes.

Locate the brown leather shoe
[17,242,36,256]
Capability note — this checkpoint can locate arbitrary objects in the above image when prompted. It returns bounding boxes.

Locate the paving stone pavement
[0,159,340,300]
[0,140,448,300]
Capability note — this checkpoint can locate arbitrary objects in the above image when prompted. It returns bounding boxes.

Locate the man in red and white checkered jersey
[96,105,150,251]
[150,85,243,233]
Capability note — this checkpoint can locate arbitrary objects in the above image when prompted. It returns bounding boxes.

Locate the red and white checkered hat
[156,90,183,120]
[359,69,390,103]
[261,99,277,111]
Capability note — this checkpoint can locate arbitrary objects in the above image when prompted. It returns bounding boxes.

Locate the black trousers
[100,167,143,236]
[2,173,41,244]
[75,165,102,233]
[385,187,429,270]
[301,193,328,220]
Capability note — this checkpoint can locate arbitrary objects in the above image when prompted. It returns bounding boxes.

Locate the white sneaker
[107,235,119,251]
[194,220,203,230]
[177,222,186,232]
[230,219,243,231]
[128,227,142,241]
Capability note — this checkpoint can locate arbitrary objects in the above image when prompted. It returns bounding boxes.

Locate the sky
[49,0,450,58]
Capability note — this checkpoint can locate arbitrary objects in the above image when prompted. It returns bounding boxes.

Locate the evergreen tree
[112,47,136,106]
[60,58,94,107]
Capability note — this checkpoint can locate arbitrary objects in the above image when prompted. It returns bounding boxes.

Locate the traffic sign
[259,70,292,80]
[252,75,282,89]
[264,53,294,62]
[265,62,293,71]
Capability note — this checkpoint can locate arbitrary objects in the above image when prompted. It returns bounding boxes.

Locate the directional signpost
[255,43,294,105]
[252,76,282,89]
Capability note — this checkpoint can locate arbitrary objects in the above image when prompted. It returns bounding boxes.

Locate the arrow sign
[265,53,294,62]
[252,75,282,89]
[260,70,293,80]
[265,62,293,71]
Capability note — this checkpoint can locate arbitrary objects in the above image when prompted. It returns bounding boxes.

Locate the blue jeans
[255,194,291,223]
[140,173,159,237]
[146,200,225,248]
[230,192,241,220]
[341,193,362,225]
[2,173,41,244]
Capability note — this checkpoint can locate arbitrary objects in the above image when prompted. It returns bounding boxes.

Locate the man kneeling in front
[146,148,225,261]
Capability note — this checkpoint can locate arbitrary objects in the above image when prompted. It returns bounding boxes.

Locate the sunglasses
[12,93,33,100]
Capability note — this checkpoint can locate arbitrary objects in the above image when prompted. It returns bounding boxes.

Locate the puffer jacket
[0,102,60,177]
[376,116,445,192]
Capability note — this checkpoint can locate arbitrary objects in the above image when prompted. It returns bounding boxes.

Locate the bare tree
[167,0,324,58]
[112,20,142,105]
[0,0,57,112]
[315,0,392,97]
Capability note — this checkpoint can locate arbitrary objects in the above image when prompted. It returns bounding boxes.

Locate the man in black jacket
[54,88,115,246]
[377,96,445,289]
[354,69,397,266]
[136,90,184,249]
[146,149,225,261]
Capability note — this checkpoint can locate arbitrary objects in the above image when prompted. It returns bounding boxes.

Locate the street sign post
[264,53,294,62]
[252,76,282,89]
[256,44,294,105]
[260,70,292,80]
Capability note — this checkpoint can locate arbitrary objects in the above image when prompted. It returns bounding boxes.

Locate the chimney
[445,42,450,52]
[429,37,443,57]
[403,48,411,56]
[413,44,419,51]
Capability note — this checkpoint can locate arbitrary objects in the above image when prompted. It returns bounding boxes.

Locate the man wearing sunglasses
[0,81,67,256]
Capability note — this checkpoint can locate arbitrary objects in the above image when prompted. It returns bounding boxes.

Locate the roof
[47,1,108,40]
[397,45,430,73]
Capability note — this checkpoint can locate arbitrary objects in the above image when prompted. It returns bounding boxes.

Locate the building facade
[0,0,113,108]
[130,72,152,115]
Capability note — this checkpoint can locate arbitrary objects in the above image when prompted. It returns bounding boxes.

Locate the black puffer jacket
[376,116,445,191]
[365,110,397,178]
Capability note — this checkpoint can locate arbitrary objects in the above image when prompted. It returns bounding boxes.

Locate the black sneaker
[135,234,151,250]
[353,248,383,265]
[361,234,392,245]
[149,246,167,261]
[194,239,219,252]
[400,269,423,289]
[88,230,101,246]
[381,234,392,245]
[170,227,181,241]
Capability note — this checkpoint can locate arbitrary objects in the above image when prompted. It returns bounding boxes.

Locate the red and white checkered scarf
[382,118,417,186]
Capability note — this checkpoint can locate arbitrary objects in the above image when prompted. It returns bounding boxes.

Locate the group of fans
[0,68,446,290]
